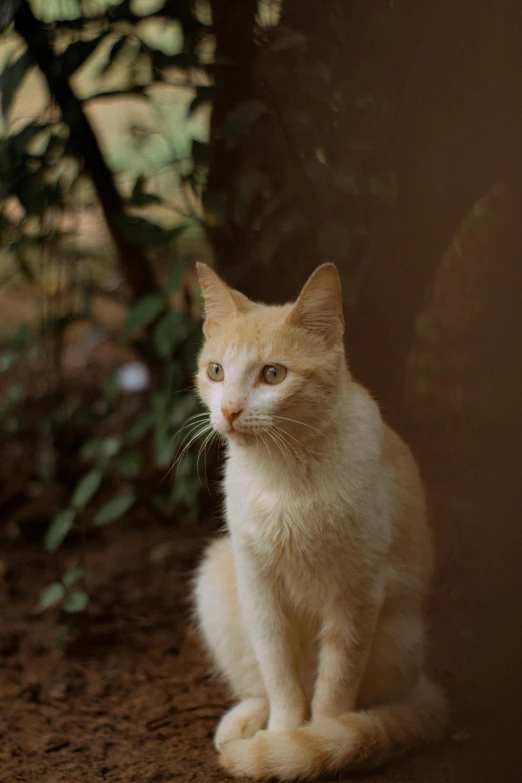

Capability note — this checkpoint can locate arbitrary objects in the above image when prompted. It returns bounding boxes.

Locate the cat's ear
[286,263,344,346]
[196,263,252,335]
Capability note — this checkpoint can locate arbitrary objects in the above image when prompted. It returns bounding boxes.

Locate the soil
[1,446,521,783]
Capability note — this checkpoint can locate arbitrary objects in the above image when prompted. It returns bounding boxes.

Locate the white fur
[192,264,446,780]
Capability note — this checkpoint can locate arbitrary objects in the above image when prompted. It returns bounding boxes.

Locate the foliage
[0,0,211,276]
[0,274,205,619]
[0,0,213,622]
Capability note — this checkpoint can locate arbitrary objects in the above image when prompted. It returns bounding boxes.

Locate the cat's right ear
[196,263,251,336]
[286,263,344,347]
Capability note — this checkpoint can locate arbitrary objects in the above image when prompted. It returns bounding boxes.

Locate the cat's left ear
[196,263,252,336]
[286,263,344,346]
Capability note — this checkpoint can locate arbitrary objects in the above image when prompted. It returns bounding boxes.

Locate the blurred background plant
[0,0,521,627]
[0,0,216,618]
[1,3,521,777]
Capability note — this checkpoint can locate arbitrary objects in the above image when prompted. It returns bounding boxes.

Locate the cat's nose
[221,405,243,425]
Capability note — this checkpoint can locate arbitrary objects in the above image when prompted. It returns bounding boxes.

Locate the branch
[81,86,150,103]
[14,1,159,302]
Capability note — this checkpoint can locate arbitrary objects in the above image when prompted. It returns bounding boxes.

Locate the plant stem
[14,1,159,302]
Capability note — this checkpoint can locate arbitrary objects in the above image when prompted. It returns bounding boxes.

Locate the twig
[14,2,159,303]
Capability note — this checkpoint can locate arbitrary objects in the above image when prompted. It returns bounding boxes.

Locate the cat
[192,262,447,780]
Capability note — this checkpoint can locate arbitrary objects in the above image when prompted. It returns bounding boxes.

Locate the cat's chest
[225,467,349,562]
[227,478,302,541]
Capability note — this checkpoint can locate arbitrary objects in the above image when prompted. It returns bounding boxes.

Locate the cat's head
[195,263,346,445]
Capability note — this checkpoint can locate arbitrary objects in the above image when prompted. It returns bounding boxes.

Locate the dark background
[0,1,521,781]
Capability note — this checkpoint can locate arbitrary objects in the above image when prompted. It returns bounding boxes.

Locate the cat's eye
[207,362,224,382]
[261,364,287,385]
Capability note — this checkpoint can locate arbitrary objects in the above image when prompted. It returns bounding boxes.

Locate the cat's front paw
[214,697,269,750]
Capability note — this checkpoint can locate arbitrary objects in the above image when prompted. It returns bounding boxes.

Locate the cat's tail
[219,674,447,781]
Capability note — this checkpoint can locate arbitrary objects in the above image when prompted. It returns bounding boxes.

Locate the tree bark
[205,0,260,272]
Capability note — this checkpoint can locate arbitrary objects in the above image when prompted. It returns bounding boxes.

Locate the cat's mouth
[223,423,257,442]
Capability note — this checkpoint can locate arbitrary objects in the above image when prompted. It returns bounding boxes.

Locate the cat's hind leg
[193,537,268,747]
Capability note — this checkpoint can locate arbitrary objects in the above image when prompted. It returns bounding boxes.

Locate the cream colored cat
[192,262,446,780]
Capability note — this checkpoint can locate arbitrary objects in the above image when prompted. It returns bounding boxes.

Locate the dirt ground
[1,440,521,783]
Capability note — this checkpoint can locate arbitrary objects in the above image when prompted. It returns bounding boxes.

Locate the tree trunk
[205,0,261,274]
[15,1,159,302]
[348,0,522,430]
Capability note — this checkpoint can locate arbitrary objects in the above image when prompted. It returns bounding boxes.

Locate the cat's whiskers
[203,430,219,490]
[258,431,273,466]
[271,428,299,463]
[169,413,211,450]
[172,420,210,460]
[174,412,210,436]
[266,429,290,468]
[271,414,324,438]
[197,426,218,488]
[165,420,213,481]
[161,419,209,482]
[275,426,314,460]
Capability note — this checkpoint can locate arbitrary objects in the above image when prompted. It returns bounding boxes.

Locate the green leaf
[1,50,33,121]
[45,509,76,554]
[100,36,127,74]
[71,470,103,510]
[126,410,155,444]
[102,374,119,406]
[188,85,213,116]
[63,591,89,614]
[128,175,163,207]
[150,50,198,69]
[37,438,56,482]
[116,215,181,247]
[153,309,184,358]
[0,383,25,418]
[221,100,268,139]
[115,450,143,477]
[79,437,104,461]
[37,581,65,611]
[183,319,203,372]
[60,35,107,78]
[62,566,85,588]
[100,436,122,458]
[170,472,200,515]
[154,421,175,468]
[166,256,188,295]
[152,494,175,516]
[80,435,121,464]
[163,361,182,396]
[10,120,49,157]
[93,492,135,526]
[123,294,166,338]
